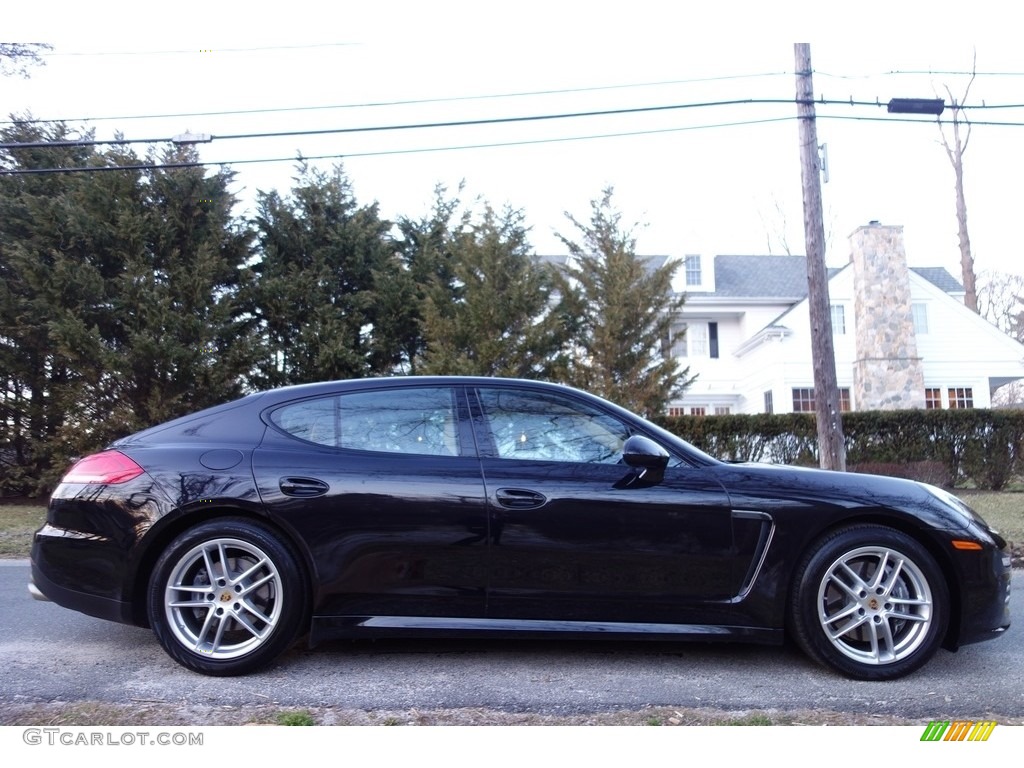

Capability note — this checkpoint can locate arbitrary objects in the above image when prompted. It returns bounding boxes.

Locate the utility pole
[795,43,846,471]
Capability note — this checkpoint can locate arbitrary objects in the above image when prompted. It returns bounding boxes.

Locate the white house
[667,222,1024,415]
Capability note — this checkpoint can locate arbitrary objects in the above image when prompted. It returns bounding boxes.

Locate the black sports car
[30,377,1011,679]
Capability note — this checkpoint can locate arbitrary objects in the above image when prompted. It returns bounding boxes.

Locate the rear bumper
[27,577,49,601]
[30,555,135,625]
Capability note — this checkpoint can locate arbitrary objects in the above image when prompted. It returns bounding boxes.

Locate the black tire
[147,518,308,676]
[789,525,948,680]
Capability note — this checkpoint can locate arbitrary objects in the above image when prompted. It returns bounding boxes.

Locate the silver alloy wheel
[163,537,283,660]
[816,545,933,666]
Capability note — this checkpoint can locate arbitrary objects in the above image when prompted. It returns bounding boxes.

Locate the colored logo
[920,721,997,741]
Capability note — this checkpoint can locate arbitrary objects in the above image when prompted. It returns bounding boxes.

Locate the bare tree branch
[978,270,1024,342]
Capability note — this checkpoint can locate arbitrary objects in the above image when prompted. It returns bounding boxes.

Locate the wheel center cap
[868,597,880,610]
[220,592,232,602]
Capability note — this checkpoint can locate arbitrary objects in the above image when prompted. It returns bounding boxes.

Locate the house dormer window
[684,255,702,287]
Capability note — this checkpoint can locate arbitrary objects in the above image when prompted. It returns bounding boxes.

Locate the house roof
[909,266,965,293]
[537,253,672,274]
[538,253,963,297]
[688,254,962,298]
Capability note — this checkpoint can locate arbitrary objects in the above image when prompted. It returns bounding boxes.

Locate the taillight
[62,451,145,484]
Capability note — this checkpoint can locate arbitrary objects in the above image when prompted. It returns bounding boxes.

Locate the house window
[688,323,708,356]
[708,321,719,359]
[925,388,942,409]
[839,388,851,412]
[792,388,815,412]
[684,255,702,286]
[666,406,686,417]
[912,303,929,334]
[948,387,974,409]
[714,406,731,415]
[669,322,688,358]
[830,304,845,335]
[690,406,707,416]
[792,387,851,413]
[764,391,774,414]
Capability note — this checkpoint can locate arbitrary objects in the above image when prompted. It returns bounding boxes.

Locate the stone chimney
[850,222,925,410]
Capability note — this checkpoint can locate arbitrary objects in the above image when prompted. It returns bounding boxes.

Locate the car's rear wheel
[148,518,307,676]
[789,525,948,680]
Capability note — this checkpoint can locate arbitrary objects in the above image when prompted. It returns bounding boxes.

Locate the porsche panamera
[30,376,1011,678]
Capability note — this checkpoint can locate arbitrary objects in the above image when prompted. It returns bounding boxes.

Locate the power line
[886,69,1024,77]
[8,95,1023,152]
[217,98,796,142]
[0,72,793,126]
[0,98,797,149]
[7,67,1023,131]
[6,99,1024,177]
[815,69,1024,79]
[0,115,799,176]
[41,42,361,56]
[0,134,173,149]
[818,114,1024,127]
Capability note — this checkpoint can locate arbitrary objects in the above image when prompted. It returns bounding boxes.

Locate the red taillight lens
[62,451,145,484]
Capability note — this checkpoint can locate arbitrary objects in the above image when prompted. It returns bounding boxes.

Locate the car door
[253,384,489,620]
[471,384,738,626]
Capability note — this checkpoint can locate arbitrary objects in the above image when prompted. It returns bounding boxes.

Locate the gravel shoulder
[8,701,1022,727]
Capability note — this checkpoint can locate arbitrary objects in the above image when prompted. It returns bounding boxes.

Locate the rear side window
[271,387,458,456]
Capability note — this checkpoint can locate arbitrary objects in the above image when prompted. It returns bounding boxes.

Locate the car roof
[111,377,720,467]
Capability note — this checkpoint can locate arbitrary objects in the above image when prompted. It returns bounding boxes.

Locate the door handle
[279,477,330,498]
[495,488,547,510]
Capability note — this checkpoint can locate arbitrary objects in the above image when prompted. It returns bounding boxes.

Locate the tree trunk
[951,117,978,311]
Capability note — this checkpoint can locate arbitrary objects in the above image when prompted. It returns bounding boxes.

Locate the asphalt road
[1,561,1021,719]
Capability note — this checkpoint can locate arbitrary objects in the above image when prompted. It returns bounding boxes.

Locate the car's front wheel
[789,525,948,680]
[148,518,307,676]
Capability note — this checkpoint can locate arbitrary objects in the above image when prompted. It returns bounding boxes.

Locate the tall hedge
[655,409,1024,490]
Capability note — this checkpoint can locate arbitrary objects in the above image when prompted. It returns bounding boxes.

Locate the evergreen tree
[249,163,394,386]
[419,203,569,377]
[556,187,689,416]
[47,143,256,450]
[390,185,463,373]
[0,119,106,492]
[1,122,256,494]
[118,144,256,423]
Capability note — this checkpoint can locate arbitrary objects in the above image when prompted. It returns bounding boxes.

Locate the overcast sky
[4,1,1022,284]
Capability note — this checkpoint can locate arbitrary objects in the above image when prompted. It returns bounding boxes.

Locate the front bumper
[953,543,1011,648]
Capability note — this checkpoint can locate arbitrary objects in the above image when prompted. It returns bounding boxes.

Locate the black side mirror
[622,435,670,470]
[617,435,670,488]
